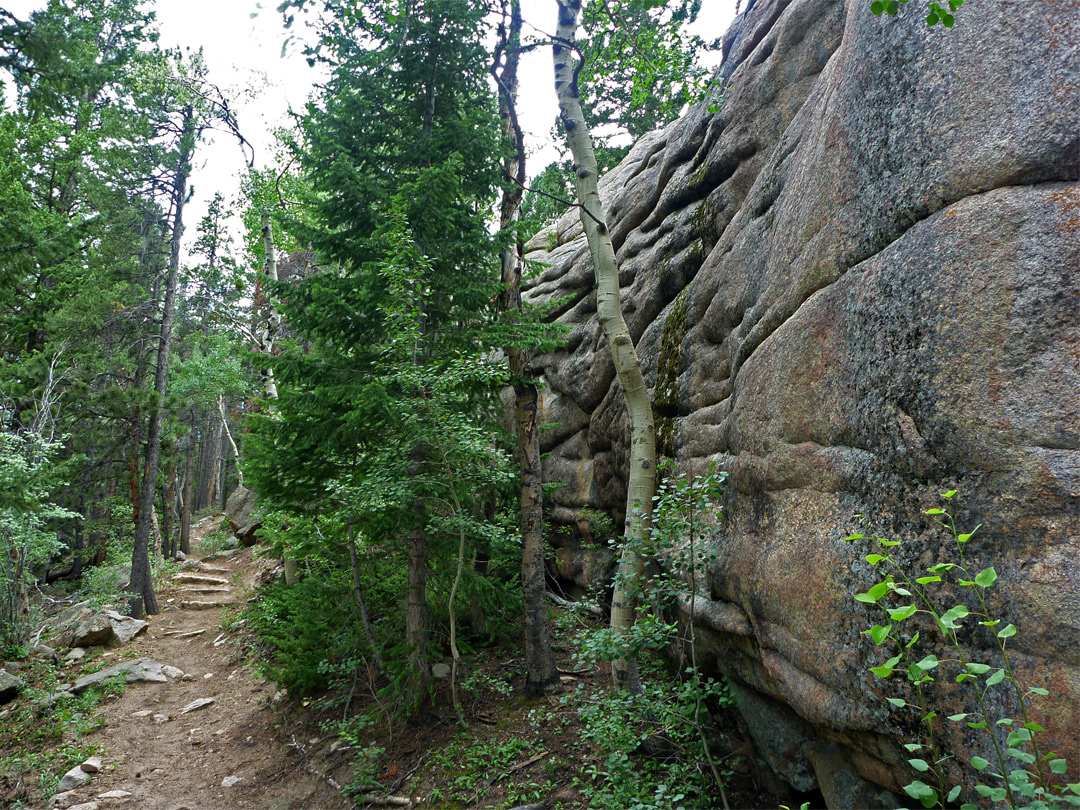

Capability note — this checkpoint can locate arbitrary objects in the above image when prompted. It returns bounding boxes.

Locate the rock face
[524,0,1078,799]
[225,485,262,546]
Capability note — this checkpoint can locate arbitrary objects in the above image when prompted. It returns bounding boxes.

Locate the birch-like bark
[494,0,560,695]
[553,0,656,693]
[256,213,281,402]
[218,395,242,487]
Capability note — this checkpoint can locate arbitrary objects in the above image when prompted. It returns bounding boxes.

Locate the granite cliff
[524,0,1078,800]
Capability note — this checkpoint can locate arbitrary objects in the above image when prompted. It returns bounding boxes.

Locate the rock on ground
[0,669,24,704]
[71,658,167,694]
[224,485,262,546]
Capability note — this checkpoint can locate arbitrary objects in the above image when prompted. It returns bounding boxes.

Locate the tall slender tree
[492,0,561,695]
[553,0,657,693]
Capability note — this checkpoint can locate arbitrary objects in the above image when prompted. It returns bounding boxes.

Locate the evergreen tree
[246,0,509,709]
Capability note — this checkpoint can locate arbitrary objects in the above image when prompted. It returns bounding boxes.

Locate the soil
[28,516,352,810]
[5,515,786,810]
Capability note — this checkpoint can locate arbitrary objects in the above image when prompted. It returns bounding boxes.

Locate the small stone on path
[65,647,86,662]
[81,756,103,773]
[49,790,78,806]
[131,710,152,718]
[203,672,213,679]
[162,665,184,679]
[57,765,92,791]
[153,713,170,723]
[180,697,215,714]
[221,776,241,787]
[67,802,100,810]
[97,789,132,799]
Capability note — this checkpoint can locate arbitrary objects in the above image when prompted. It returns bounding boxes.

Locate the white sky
[4,0,737,261]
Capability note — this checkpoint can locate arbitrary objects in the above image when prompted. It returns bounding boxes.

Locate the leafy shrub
[245,576,361,694]
[847,491,1079,809]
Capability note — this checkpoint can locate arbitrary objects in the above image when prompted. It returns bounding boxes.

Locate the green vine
[847,491,1079,809]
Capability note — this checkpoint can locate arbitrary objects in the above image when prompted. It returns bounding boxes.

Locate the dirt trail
[52,518,350,810]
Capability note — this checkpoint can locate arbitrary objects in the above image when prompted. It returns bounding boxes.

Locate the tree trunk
[179,433,195,556]
[205,412,223,509]
[406,520,428,708]
[348,522,383,673]
[553,0,657,693]
[218,395,242,487]
[162,459,177,558]
[130,105,196,618]
[493,0,560,695]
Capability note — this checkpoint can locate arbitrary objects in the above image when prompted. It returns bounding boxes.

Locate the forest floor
[1,516,783,810]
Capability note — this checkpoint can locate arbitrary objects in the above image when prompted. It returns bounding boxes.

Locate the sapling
[847,491,1079,810]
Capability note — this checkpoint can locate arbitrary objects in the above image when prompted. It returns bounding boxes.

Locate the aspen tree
[553,0,657,692]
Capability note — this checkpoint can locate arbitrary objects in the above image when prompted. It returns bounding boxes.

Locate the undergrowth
[0,657,120,805]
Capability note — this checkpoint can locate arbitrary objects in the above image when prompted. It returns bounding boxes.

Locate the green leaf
[940,604,970,629]
[967,721,988,729]
[870,664,895,678]
[926,11,939,24]
[997,624,1017,639]
[948,713,969,721]
[886,0,899,13]
[997,718,1013,726]
[1051,760,1068,775]
[916,654,939,671]
[975,567,998,588]
[844,533,865,542]
[972,756,990,771]
[904,780,935,799]
[1029,687,1049,696]
[906,631,920,648]
[869,624,892,645]
[868,582,890,601]
[889,605,918,622]
[909,759,931,772]
[866,553,887,566]
[925,508,945,515]
[1024,722,1045,732]
[956,673,973,683]
[871,1,884,14]
[854,593,878,604]
[887,697,907,707]
[928,563,955,573]
[957,524,980,543]
[986,668,1006,686]
[947,786,962,802]
[942,490,958,499]
[965,662,991,674]
[942,13,954,26]
[904,743,924,752]
[916,575,942,585]
[959,579,976,587]
[879,539,901,547]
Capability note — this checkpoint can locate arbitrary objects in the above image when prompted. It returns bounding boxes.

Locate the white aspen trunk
[257,213,281,402]
[218,395,243,487]
[553,0,657,693]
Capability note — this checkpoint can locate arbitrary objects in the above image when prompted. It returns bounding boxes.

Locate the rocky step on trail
[39,528,351,810]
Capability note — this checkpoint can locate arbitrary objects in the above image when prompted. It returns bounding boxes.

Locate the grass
[0,656,119,806]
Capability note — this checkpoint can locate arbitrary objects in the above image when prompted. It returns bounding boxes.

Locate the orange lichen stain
[1049,188,1080,232]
